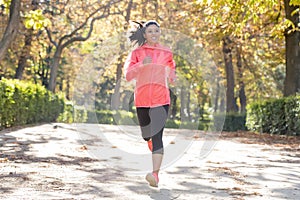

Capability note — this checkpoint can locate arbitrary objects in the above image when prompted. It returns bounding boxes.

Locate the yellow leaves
[0,0,9,6]
[291,8,300,16]
[178,10,189,17]
[0,0,10,15]
[283,19,298,34]
[24,9,51,30]
[289,0,300,6]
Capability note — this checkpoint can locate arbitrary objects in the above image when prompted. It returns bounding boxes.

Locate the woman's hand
[143,56,152,65]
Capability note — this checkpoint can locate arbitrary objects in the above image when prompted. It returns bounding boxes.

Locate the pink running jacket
[124,43,176,108]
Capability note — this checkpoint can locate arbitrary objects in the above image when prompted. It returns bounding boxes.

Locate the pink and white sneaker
[146,172,159,187]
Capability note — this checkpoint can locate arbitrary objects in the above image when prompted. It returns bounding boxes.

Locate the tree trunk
[186,90,191,121]
[170,89,177,119]
[38,46,52,88]
[15,29,33,79]
[283,1,300,96]
[236,46,247,113]
[48,47,62,92]
[46,1,121,92]
[112,57,123,110]
[220,98,225,113]
[222,36,238,113]
[66,75,71,100]
[15,0,38,79]
[122,90,132,110]
[0,0,20,62]
[180,86,187,121]
[112,0,133,110]
[214,78,220,112]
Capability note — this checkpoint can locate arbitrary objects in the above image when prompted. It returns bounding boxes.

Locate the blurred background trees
[0,0,299,131]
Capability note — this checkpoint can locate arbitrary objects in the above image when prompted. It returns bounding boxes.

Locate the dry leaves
[0,157,9,163]
[220,131,300,149]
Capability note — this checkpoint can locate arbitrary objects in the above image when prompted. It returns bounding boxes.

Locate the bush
[93,110,113,124]
[165,119,210,130]
[73,106,88,123]
[165,119,180,129]
[213,112,247,132]
[284,96,300,135]
[57,104,90,123]
[0,79,65,129]
[112,110,138,125]
[246,95,300,135]
[57,106,211,131]
[57,101,75,123]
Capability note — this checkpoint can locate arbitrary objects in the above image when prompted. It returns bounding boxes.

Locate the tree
[283,0,300,96]
[186,0,286,112]
[14,0,40,80]
[111,0,133,110]
[223,36,238,112]
[236,45,246,113]
[0,0,20,62]
[43,0,122,92]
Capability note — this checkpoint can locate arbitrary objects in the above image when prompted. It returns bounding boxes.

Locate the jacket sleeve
[124,50,142,81]
[168,53,176,84]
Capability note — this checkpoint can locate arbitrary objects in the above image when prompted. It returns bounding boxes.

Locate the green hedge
[165,119,210,130]
[213,113,247,132]
[246,95,300,135]
[57,101,74,123]
[59,108,137,125]
[0,79,65,129]
[59,107,210,130]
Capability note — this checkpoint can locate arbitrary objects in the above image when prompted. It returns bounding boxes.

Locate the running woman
[124,20,176,187]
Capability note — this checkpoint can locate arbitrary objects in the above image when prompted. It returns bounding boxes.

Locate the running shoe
[146,172,159,187]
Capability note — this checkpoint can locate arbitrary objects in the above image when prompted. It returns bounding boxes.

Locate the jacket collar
[142,43,161,49]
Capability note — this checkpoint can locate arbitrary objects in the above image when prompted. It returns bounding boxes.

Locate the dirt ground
[0,123,299,200]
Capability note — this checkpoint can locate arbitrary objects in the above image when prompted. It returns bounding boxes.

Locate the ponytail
[128,20,160,47]
[128,21,146,47]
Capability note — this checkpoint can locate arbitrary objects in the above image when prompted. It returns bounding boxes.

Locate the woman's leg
[138,105,169,187]
[136,107,151,141]
[149,105,169,173]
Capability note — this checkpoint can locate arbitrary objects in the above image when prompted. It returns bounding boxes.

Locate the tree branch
[45,27,57,47]
[62,11,122,48]
[59,0,121,44]
[0,0,20,61]
[60,1,122,48]
[59,5,108,45]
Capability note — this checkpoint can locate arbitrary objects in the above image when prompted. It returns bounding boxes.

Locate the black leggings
[136,105,169,154]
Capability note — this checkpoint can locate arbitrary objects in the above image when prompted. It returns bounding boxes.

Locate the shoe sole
[146,173,158,187]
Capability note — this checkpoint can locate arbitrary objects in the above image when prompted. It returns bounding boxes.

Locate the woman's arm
[124,51,142,81]
[168,53,176,84]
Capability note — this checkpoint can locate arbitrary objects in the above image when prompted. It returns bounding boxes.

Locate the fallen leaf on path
[232,187,242,191]
[221,131,300,149]
[193,134,200,139]
[80,145,88,150]
[206,160,221,164]
[0,157,9,162]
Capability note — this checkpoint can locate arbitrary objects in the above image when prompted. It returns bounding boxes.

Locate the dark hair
[128,20,160,47]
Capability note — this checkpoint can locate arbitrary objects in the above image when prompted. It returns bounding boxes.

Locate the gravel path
[0,123,299,200]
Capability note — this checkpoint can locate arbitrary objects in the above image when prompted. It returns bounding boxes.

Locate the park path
[0,123,299,200]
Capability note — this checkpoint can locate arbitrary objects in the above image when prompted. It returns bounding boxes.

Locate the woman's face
[144,24,161,45]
